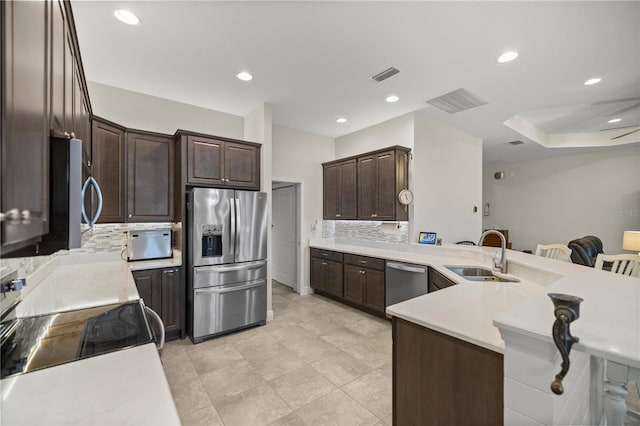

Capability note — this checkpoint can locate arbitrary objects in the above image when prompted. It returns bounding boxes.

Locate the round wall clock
[398,189,413,205]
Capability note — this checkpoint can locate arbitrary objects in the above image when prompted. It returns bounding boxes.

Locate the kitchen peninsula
[309,239,640,425]
[0,252,180,425]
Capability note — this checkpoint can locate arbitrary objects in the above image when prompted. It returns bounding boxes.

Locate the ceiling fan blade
[611,128,640,140]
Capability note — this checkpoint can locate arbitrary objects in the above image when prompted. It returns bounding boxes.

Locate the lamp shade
[622,231,640,251]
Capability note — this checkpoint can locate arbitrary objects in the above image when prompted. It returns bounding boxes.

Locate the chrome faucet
[478,230,508,273]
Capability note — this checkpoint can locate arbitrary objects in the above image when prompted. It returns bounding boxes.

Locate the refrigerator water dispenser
[201,225,223,257]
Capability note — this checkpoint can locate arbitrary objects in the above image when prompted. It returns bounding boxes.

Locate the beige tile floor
[162,282,392,426]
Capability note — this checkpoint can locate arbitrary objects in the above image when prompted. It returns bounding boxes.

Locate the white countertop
[0,343,180,426]
[309,239,640,367]
[15,252,140,317]
[2,251,181,425]
[128,250,182,271]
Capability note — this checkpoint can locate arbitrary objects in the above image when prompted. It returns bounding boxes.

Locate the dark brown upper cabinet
[323,159,357,220]
[184,133,260,190]
[322,146,410,222]
[174,131,262,222]
[1,0,50,251]
[187,135,224,185]
[92,118,126,223]
[225,141,259,188]
[358,148,408,221]
[126,131,175,222]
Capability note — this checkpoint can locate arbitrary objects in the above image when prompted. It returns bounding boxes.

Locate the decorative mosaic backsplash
[323,220,409,244]
[1,222,177,278]
[80,222,176,253]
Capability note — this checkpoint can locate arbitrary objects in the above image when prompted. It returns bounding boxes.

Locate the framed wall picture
[418,232,437,244]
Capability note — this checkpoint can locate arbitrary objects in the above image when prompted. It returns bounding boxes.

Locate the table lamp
[622,231,640,254]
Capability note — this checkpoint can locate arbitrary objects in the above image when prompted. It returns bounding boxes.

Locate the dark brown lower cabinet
[132,266,184,340]
[310,257,343,299]
[343,264,364,304]
[311,250,386,316]
[428,267,456,293]
[393,317,503,425]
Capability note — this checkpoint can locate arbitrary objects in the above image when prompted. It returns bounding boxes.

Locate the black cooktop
[0,300,154,379]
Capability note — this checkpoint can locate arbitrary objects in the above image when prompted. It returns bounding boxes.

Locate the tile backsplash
[323,220,409,244]
[1,222,177,278]
[80,222,176,253]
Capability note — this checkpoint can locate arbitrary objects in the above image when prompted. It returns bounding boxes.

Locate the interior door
[272,185,297,288]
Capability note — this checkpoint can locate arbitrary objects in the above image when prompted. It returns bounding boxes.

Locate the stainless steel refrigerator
[186,188,268,343]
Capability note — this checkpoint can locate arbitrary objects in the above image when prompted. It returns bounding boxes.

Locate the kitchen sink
[444,266,520,283]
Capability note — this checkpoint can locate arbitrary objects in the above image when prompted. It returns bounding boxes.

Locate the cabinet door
[323,260,343,298]
[161,268,180,333]
[92,119,126,222]
[357,155,377,219]
[323,164,338,219]
[187,136,224,185]
[428,268,456,293]
[338,160,357,219]
[225,141,259,189]
[126,132,174,222]
[310,257,324,291]
[343,265,364,304]
[63,31,73,133]
[375,151,396,220]
[1,0,49,249]
[362,268,385,312]
[72,66,84,142]
[132,269,160,311]
[49,0,65,135]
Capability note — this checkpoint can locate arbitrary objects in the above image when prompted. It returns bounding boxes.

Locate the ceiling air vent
[425,88,488,114]
[508,140,525,146]
[370,67,400,83]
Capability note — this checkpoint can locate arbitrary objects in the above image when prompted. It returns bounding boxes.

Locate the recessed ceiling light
[608,118,622,123]
[336,117,347,123]
[584,77,602,86]
[114,10,139,25]
[386,95,399,103]
[497,51,518,63]
[236,72,253,81]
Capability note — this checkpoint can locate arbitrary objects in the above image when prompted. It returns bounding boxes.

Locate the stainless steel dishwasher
[385,261,429,307]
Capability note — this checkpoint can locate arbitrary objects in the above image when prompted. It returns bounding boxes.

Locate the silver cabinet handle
[322,262,328,266]
[359,260,367,264]
[386,262,426,274]
[371,214,378,217]
[336,214,341,217]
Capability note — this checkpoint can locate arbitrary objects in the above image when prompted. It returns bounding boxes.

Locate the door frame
[271,177,304,294]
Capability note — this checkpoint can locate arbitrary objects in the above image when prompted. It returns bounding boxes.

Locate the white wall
[483,145,640,252]
[87,82,244,138]
[411,112,483,244]
[335,112,414,158]
[272,125,336,294]
[244,104,274,319]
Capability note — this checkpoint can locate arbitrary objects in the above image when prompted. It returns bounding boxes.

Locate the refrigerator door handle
[229,197,236,258]
[194,260,267,274]
[194,279,265,295]
[234,198,240,258]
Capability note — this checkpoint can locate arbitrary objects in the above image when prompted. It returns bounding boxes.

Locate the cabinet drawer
[344,254,385,271]
[310,248,343,263]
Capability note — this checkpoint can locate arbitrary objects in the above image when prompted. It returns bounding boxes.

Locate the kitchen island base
[392,317,503,425]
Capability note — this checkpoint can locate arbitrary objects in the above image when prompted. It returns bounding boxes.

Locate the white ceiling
[72,1,640,163]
